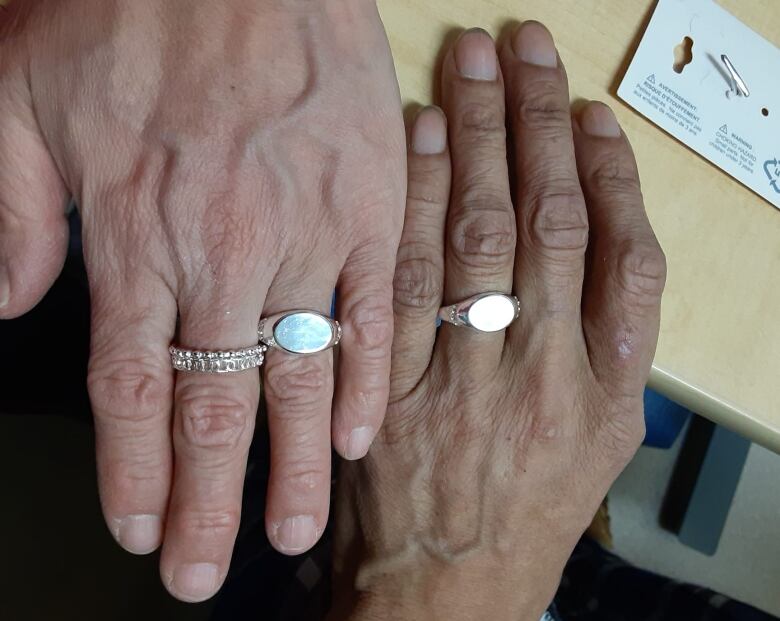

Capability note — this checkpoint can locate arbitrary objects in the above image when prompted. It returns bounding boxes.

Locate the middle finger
[161,275,269,602]
[261,268,338,556]
[440,29,517,362]
[500,21,589,335]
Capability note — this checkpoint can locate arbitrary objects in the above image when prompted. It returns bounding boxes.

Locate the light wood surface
[380,0,780,452]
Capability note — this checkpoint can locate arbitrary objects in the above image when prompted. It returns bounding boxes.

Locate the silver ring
[169,345,267,373]
[259,310,342,355]
[438,292,520,333]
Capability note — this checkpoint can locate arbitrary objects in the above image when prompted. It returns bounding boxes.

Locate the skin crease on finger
[331,23,665,621]
[0,0,407,603]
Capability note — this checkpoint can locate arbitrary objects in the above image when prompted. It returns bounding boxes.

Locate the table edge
[650,366,780,455]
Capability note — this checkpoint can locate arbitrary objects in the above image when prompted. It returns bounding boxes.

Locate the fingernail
[0,265,9,309]
[345,426,374,461]
[412,106,447,155]
[455,28,497,81]
[275,515,318,554]
[579,102,622,138]
[113,514,162,555]
[513,21,558,68]
[170,563,219,602]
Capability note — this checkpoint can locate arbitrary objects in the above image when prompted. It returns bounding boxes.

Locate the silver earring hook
[721,54,750,98]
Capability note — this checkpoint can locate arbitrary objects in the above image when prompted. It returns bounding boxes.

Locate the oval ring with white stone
[258,310,342,355]
[438,292,520,333]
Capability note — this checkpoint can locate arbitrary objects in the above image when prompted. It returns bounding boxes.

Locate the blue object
[643,388,692,448]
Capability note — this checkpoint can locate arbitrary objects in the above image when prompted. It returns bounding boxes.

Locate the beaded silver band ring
[169,345,267,374]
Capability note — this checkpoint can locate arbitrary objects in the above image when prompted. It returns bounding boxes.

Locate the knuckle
[393,255,444,311]
[526,191,589,253]
[406,189,447,212]
[457,100,507,141]
[457,176,512,213]
[589,157,642,197]
[112,461,164,489]
[614,239,668,306]
[345,379,390,413]
[88,357,169,424]
[598,411,645,463]
[449,207,516,270]
[277,462,329,497]
[407,161,450,206]
[265,357,330,411]
[177,392,252,452]
[512,81,570,132]
[348,297,394,351]
[179,508,241,540]
[429,391,496,451]
[186,191,267,287]
[104,461,167,508]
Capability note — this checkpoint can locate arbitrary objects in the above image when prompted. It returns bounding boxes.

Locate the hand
[0,0,405,601]
[332,23,666,620]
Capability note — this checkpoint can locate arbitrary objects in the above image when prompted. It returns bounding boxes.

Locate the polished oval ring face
[273,312,336,354]
[466,294,518,332]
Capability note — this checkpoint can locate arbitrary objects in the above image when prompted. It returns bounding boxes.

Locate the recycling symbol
[765,158,780,194]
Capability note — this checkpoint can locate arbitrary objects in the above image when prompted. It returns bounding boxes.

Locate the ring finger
[261,266,339,556]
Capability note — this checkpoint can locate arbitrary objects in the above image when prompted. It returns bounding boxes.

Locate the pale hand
[0,0,405,602]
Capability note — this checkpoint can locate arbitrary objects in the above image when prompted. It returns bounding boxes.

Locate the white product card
[618,0,780,210]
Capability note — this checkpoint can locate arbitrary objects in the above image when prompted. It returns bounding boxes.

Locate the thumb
[0,61,69,318]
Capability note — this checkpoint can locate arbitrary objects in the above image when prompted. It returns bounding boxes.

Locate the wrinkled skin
[0,0,405,602]
[333,23,666,621]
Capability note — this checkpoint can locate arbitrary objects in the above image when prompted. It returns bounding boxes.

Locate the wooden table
[381,0,780,453]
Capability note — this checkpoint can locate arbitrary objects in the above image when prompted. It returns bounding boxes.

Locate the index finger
[390,106,451,401]
[574,102,667,401]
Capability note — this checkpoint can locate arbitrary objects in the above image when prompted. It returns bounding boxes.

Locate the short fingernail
[275,515,318,554]
[513,21,558,68]
[170,563,219,602]
[579,102,622,138]
[345,426,374,461]
[455,28,497,81]
[412,106,447,155]
[0,265,9,309]
[113,514,162,555]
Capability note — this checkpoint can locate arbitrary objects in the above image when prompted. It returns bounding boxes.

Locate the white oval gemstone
[466,294,516,332]
[274,312,334,354]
